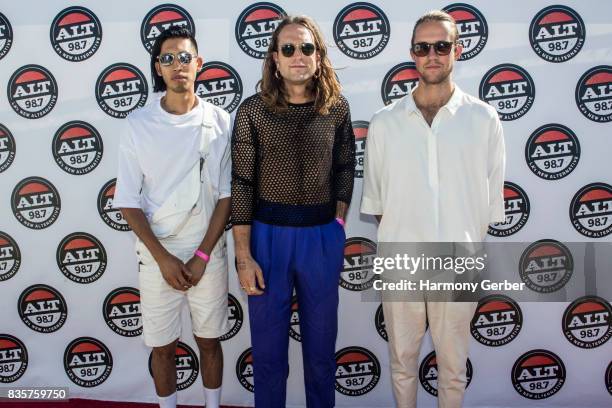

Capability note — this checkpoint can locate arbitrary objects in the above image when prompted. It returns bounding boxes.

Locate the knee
[152,342,177,360]
[195,337,220,354]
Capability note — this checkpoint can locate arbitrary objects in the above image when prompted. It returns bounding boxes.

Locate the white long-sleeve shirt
[361,86,505,242]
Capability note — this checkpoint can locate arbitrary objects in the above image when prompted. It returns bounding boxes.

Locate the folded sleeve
[112,120,143,209]
[360,117,384,215]
[487,114,506,223]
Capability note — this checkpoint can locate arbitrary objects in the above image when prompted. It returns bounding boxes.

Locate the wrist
[194,249,209,262]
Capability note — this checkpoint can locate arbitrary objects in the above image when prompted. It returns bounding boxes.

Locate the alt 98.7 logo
[95,63,148,118]
[562,296,611,349]
[103,287,142,337]
[18,284,67,333]
[0,334,28,383]
[488,182,530,237]
[195,62,243,113]
[443,3,488,60]
[333,2,390,60]
[340,237,376,291]
[11,177,61,229]
[529,5,585,63]
[64,337,112,387]
[8,65,58,119]
[512,349,565,399]
[50,6,102,62]
[569,183,612,238]
[235,3,285,59]
[53,121,103,175]
[97,179,130,231]
[525,124,580,180]
[0,232,21,282]
[471,295,522,347]
[479,64,535,121]
[335,346,380,396]
[519,240,573,293]
[141,4,195,54]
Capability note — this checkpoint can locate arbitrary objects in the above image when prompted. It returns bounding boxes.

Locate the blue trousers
[248,219,345,408]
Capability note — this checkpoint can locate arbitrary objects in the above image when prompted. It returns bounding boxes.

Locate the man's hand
[185,256,207,286]
[236,256,265,296]
[158,253,192,291]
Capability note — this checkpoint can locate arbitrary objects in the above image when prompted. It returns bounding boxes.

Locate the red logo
[512,349,565,399]
[569,183,612,238]
[235,3,286,59]
[8,65,58,119]
[141,4,195,54]
[11,177,61,229]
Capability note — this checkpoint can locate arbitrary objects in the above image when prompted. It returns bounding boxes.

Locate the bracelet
[195,250,209,262]
[335,217,345,227]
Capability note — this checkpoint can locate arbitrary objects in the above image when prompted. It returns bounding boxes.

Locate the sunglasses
[411,41,454,57]
[279,42,316,57]
[157,51,196,66]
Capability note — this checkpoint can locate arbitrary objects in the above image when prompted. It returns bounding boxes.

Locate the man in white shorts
[113,27,230,408]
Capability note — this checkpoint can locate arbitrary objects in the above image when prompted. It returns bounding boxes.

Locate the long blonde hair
[257,15,341,115]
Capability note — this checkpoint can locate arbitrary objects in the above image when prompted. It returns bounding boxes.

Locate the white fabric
[113,95,231,220]
[204,386,222,408]
[157,391,177,408]
[361,86,505,243]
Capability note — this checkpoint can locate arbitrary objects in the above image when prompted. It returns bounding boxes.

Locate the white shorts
[137,245,229,348]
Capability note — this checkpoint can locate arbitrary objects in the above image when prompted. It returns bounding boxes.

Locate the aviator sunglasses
[279,42,316,57]
[157,51,196,66]
[411,41,454,57]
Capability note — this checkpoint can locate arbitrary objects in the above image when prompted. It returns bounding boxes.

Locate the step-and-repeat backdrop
[1,1,611,407]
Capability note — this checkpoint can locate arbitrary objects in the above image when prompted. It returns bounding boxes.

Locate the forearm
[232,225,252,260]
[120,208,169,262]
[335,201,349,220]
[196,197,231,255]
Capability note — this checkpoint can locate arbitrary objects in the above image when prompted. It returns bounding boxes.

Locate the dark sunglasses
[411,41,454,57]
[279,42,316,57]
[157,51,196,66]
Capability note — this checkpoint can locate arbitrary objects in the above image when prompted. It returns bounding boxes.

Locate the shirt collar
[403,84,464,116]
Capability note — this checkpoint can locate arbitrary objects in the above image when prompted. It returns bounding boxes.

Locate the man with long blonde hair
[231,15,355,407]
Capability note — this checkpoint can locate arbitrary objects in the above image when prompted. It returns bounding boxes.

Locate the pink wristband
[335,217,345,227]
[195,250,209,262]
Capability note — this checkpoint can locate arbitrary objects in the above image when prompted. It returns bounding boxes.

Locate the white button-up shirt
[361,86,505,242]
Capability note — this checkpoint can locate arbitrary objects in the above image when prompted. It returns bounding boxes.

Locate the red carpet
[3,399,246,407]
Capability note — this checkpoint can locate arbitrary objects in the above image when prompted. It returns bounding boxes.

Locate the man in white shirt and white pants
[361,10,505,408]
[113,28,230,408]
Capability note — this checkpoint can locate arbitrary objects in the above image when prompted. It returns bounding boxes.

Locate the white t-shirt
[361,86,505,242]
[113,95,231,219]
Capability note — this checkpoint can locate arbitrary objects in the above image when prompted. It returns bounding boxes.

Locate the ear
[410,50,416,62]
[155,61,162,77]
[272,51,279,67]
[195,55,204,72]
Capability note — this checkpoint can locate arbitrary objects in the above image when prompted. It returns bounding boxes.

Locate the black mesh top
[231,93,355,226]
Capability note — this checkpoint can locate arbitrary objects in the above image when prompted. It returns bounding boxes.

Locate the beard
[418,65,453,86]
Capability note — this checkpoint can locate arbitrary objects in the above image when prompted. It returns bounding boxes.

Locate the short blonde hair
[411,10,459,44]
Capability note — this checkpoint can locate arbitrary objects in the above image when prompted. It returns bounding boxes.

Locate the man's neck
[284,81,312,104]
[161,91,197,115]
[413,79,455,110]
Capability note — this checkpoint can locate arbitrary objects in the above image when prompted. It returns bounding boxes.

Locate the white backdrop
[0,1,611,407]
